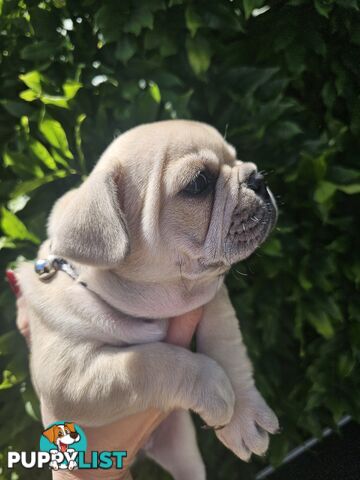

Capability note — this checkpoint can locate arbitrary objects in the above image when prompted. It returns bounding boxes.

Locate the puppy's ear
[42,426,57,444]
[65,422,76,433]
[49,170,129,266]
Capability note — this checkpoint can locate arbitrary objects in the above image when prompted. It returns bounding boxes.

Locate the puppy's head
[49,120,276,280]
[42,423,80,452]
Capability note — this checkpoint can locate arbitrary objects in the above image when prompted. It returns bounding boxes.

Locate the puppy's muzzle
[224,167,277,263]
[246,170,277,230]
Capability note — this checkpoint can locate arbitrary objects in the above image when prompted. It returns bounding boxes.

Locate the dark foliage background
[0,0,359,478]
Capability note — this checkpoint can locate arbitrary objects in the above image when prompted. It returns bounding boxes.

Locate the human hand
[6,269,203,480]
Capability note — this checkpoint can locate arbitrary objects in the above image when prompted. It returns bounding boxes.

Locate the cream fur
[17,120,278,479]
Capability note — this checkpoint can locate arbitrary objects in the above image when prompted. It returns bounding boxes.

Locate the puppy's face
[160,135,277,276]
[42,423,80,452]
[49,120,277,282]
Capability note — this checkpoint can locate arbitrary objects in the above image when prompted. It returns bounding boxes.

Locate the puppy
[42,422,80,470]
[17,120,279,479]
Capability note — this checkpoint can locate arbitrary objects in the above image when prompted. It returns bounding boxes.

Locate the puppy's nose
[70,432,78,439]
[247,172,266,197]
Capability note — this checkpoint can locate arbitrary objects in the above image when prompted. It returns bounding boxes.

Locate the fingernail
[6,270,20,297]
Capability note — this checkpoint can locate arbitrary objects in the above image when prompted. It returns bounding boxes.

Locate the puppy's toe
[254,404,279,434]
[196,358,235,427]
[241,419,269,456]
[217,426,252,462]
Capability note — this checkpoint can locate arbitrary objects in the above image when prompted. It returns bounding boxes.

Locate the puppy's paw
[68,460,77,470]
[216,388,279,461]
[49,461,59,470]
[193,356,235,428]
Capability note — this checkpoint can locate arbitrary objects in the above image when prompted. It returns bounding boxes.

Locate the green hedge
[1,0,359,478]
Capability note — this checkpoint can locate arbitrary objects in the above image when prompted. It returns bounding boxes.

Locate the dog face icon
[42,423,80,453]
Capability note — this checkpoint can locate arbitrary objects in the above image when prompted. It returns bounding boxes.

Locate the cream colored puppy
[17,120,279,479]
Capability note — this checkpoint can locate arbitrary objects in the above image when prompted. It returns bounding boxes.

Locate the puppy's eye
[58,432,64,437]
[183,170,214,195]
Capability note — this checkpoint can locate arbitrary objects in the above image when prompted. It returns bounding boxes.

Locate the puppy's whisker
[233,267,248,278]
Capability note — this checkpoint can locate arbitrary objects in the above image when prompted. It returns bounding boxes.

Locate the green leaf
[243,0,266,19]
[3,150,44,178]
[40,94,68,108]
[314,0,332,17]
[115,37,137,63]
[329,166,360,183]
[1,100,34,117]
[298,271,313,290]
[186,35,212,75]
[63,80,82,100]
[124,8,154,36]
[337,354,355,378]
[10,170,73,198]
[0,370,18,390]
[20,40,59,62]
[185,6,203,37]
[19,71,42,93]
[19,89,39,102]
[75,113,87,174]
[7,195,30,213]
[149,81,161,103]
[29,139,57,170]
[0,236,16,250]
[314,181,337,203]
[337,183,360,194]
[39,116,73,159]
[22,387,41,421]
[307,311,334,339]
[326,396,347,423]
[276,121,302,140]
[50,148,71,168]
[0,208,39,243]
[335,0,359,10]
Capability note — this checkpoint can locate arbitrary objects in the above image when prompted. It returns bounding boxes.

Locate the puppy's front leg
[196,285,279,461]
[37,341,235,429]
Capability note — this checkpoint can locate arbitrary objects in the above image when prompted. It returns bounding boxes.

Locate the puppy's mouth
[224,187,277,264]
[59,441,68,453]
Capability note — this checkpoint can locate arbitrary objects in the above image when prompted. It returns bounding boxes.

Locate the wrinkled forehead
[98,120,235,175]
[158,121,230,162]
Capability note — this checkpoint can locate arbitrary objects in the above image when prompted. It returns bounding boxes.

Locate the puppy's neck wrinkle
[77,266,222,319]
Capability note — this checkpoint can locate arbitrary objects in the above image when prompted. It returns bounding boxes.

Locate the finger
[5,270,30,344]
[6,269,21,298]
[166,306,204,347]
